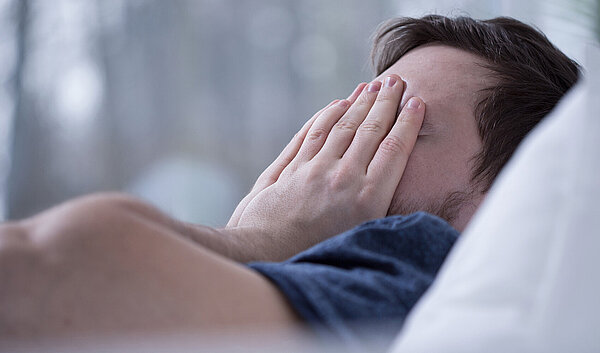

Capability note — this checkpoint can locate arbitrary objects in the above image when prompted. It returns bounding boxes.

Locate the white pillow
[390,46,600,353]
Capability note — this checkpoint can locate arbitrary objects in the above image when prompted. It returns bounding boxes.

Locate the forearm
[0,193,298,338]
[179,224,278,263]
[115,194,283,262]
[213,225,306,262]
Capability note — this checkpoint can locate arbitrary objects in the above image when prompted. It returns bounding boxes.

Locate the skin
[0,44,489,339]
[230,44,492,248]
[379,45,493,231]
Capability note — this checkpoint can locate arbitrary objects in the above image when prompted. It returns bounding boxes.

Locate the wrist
[215,226,270,262]
[216,225,302,263]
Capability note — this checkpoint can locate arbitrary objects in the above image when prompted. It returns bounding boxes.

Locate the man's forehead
[379,44,493,111]
[391,44,488,71]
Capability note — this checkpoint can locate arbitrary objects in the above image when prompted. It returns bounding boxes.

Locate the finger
[254,82,366,190]
[367,96,425,196]
[317,81,382,159]
[251,99,339,191]
[343,74,405,168]
[230,83,367,227]
[264,83,365,178]
[293,99,352,162]
[347,82,367,103]
[228,102,332,227]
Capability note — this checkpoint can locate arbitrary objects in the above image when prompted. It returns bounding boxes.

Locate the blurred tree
[6,0,35,220]
[2,0,391,224]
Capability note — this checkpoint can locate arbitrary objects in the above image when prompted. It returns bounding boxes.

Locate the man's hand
[225,75,425,261]
[226,83,367,229]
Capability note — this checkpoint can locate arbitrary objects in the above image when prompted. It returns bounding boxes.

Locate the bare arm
[0,76,425,338]
[0,193,299,338]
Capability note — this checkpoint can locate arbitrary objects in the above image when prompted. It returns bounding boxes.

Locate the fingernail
[367,82,381,93]
[407,97,421,110]
[384,76,397,88]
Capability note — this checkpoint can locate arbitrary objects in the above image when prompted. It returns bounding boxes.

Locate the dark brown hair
[371,15,580,190]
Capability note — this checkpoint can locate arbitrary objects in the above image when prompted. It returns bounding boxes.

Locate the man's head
[370,15,580,230]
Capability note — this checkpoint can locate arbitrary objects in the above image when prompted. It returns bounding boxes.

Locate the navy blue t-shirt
[247,212,458,344]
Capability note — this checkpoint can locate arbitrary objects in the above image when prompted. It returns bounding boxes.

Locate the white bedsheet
[390,46,600,353]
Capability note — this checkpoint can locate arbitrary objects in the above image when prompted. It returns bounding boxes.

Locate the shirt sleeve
[247,212,459,345]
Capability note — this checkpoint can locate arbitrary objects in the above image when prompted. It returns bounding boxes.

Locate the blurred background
[0,0,597,226]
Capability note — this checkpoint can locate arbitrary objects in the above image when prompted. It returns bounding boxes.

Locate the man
[0,15,578,341]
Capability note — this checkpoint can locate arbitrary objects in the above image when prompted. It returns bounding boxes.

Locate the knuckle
[327,167,352,191]
[375,92,394,103]
[306,127,329,141]
[398,111,418,124]
[354,191,371,210]
[334,119,359,132]
[304,163,323,182]
[356,92,374,105]
[358,121,385,135]
[354,188,377,215]
[379,135,410,155]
